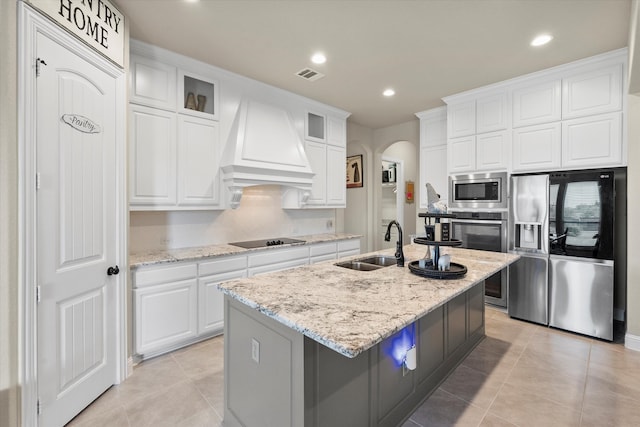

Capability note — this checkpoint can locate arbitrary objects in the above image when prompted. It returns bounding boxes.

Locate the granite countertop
[218,244,520,358]
[129,233,361,268]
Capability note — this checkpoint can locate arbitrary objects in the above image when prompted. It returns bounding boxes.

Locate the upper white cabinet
[448,135,476,174]
[447,101,476,138]
[129,105,177,205]
[562,112,622,168]
[177,116,221,207]
[416,107,448,208]
[285,112,347,208]
[476,92,508,134]
[562,63,623,120]
[476,130,510,171]
[512,79,561,128]
[130,55,177,111]
[129,46,223,211]
[512,122,561,172]
[434,48,627,176]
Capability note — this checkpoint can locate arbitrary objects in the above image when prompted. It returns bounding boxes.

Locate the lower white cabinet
[198,255,248,336]
[133,263,198,356]
[248,246,310,276]
[562,112,622,168]
[512,122,562,172]
[310,242,338,264]
[132,238,361,358]
[338,239,361,258]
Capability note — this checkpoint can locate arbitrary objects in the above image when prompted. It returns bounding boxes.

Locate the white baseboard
[625,333,640,352]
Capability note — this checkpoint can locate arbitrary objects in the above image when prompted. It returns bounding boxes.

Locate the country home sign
[29,0,125,67]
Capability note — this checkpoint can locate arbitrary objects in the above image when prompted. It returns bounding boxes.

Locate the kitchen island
[218,245,519,427]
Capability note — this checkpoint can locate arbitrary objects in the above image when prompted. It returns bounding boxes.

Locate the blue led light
[388,326,415,367]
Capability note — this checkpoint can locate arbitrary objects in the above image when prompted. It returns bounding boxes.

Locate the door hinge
[35,58,47,78]
[36,285,41,303]
[35,173,41,190]
[37,398,41,415]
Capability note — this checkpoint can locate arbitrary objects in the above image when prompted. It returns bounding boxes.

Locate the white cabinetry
[562,112,622,168]
[512,79,562,128]
[198,256,247,335]
[177,115,221,206]
[416,107,448,208]
[129,49,222,211]
[129,105,177,205]
[309,242,338,263]
[130,55,176,110]
[286,112,347,208]
[447,101,475,138]
[512,122,561,172]
[133,263,198,356]
[248,246,310,276]
[562,63,622,120]
[337,239,361,258]
[132,238,360,359]
[444,91,509,174]
[434,48,626,175]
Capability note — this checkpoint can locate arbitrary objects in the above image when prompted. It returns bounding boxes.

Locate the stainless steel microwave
[449,172,508,210]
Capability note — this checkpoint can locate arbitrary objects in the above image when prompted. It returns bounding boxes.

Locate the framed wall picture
[346,154,363,188]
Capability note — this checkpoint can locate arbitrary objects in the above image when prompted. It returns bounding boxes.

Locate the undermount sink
[355,255,397,267]
[335,255,397,271]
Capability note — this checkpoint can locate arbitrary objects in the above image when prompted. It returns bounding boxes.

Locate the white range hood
[220,99,314,208]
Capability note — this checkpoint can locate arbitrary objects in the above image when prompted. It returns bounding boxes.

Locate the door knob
[107,265,120,276]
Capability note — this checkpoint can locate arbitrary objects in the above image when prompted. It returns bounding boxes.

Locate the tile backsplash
[129,185,336,253]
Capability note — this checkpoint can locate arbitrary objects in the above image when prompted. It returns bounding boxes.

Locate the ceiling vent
[296,68,325,81]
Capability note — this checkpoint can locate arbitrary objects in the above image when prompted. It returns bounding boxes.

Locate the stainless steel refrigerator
[548,170,615,340]
[509,170,616,340]
[508,174,549,325]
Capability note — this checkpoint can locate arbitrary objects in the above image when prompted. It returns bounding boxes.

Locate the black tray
[413,237,462,247]
[408,260,467,280]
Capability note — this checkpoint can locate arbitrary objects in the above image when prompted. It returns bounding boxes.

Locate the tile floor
[67,307,640,427]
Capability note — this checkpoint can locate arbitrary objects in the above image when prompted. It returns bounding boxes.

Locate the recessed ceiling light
[311,53,326,64]
[383,89,395,97]
[184,0,200,3]
[531,34,553,47]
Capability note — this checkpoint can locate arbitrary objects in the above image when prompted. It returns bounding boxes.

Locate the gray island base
[218,246,519,427]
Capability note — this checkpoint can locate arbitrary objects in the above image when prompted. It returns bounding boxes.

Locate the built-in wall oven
[450,211,509,307]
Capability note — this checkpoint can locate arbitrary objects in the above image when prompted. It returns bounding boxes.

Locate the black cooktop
[229,237,306,249]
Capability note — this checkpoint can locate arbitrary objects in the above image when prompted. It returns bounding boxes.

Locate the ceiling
[116,0,631,129]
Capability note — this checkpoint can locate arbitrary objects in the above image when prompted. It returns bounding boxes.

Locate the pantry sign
[30,0,125,67]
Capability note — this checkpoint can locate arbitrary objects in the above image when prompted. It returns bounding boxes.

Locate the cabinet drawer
[133,263,197,288]
[310,242,337,257]
[199,255,248,276]
[248,246,310,268]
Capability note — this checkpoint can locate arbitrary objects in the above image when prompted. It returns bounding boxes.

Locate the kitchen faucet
[384,220,405,267]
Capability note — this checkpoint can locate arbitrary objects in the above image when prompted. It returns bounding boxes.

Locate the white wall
[345,122,374,252]
[0,0,19,424]
[130,185,337,252]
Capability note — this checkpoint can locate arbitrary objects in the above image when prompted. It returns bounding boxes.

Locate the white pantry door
[36,32,118,427]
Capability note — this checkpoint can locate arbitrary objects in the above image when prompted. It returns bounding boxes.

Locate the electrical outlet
[326,219,333,229]
[251,338,260,364]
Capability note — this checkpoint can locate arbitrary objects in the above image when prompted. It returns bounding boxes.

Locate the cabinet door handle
[107,265,120,276]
